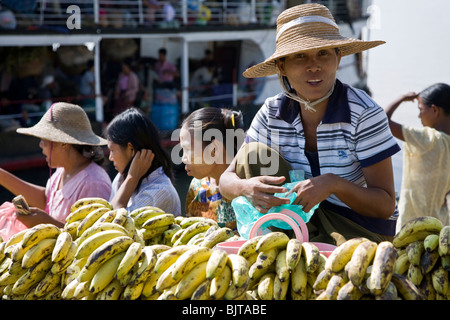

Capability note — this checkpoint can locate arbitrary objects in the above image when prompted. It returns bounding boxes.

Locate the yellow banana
[171,246,213,281]
[237,236,262,259]
[210,264,232,299]
[51,231,73,263]
[122,215,137,240]
[66,203,107,225]
[12,255,53,295]
[63,221,82,239]
[285,238,302,271]
[419,273,436,300]
[223,278,249,300]
[175,221,214,245]
[291,255,307,299]
[34,270,61,298]
[162,224,181,243]
[255,232,290,253]
[275,249,290,283]
[77,235,134,282]
[200,227,235,249]
[72,280,91,300]
[155,263,181,292]
[0,268,27,287]
[111,208,129,226]
[191,278,212,300]
[406,240,425,266]
[170,228,186,245]
[206,248,229,280]
[22,238,57,269]
[89,251,126,294]
[186,231,206,245]
[179,216,217,229]
[43,285,62,300]
[50,241,77,274]
[76,207,111,237]
[391,273,423,300]
[174,260,208,300]
[407,263,423,287]
[393,216,444,249]
[130,246,157,285]
[133,207,165,227]
[129,206,160,218]
[75,222,129,246]
[439,225,450,256]
[21,224,61,249]
[70,197,112,212]
[75,229,126,259]
[61,278,80,300]
[4,229,28,250]
[420,249,440,274]
[424,234,440,252]
[325,237,369,273]
[10,241,32,262]
[316,274,346,300]
[8,258,24,275]
[140,226,170,241]
[302,242,320,273]
[431,266,448,295]
[92,209,117,226]
[249,248,278,281]
[153,245,191,274]
[336,280,364,300]
[141,213,175,229]
[115,241,143,280]
[257,272,275,300]
[346,240,378,286]
[226,253,250,288]
[375,281,398,300]
[369,241,397,295]
[394,252,410,275]
[313,268,334,292]
[123,280,145,300]
[273,273,289,300]
[441,254,450,271]
[96,278,123,300]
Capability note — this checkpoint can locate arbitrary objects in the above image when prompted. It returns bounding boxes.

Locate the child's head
[418,83,450,128]
[105,107,174,184]
[180,107,245,179]
[419,83,450,115]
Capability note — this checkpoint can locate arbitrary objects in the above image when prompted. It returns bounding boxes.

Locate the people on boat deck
[105,107,181,216]
[0,102,112,228]
[180,107,245,231]
[384,83,450,230]
[218,3,400,245]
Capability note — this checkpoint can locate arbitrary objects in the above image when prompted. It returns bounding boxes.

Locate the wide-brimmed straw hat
[17,102,107,146]
[243,3,385,78]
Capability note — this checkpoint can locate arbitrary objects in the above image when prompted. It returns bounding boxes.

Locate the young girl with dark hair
[384,83,450,230]
[180,107,245,230]
[105,107,181,215]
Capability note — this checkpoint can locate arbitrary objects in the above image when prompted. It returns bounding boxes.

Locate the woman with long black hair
[105,107,181,215]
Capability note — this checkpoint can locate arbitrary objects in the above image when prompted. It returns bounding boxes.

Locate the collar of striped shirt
[276,79,351,124]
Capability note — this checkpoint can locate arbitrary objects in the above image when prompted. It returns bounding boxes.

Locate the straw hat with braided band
[243,3,385,79]
[17,102,107,146]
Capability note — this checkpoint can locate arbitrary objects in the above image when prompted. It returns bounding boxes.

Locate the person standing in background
[384,83,450,230]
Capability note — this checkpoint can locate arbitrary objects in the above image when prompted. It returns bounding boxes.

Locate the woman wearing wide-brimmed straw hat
[0,102,112,228]
[219,3,401,245]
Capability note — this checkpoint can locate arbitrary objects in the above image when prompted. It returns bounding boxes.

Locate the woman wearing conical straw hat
[0,102,112,228]
[219,3,400,245]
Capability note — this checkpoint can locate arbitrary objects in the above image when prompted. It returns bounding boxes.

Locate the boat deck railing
[1,0,362,31]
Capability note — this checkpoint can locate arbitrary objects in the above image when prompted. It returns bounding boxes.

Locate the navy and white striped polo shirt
[245,79,400,235]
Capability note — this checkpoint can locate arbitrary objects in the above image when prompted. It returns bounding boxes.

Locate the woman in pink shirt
[0,102,112,227]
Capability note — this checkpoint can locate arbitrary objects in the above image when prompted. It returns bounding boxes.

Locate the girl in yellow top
[179,107,244,230]
[384,83,450,231]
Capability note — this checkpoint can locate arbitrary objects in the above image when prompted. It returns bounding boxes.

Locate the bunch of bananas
[393,216,449,300]
[138,244,252,300]
[237,232,327,300]
[0,223,68,300]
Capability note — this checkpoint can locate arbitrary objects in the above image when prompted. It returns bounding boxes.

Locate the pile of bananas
[237,232,327,300]
[393,216,449,300]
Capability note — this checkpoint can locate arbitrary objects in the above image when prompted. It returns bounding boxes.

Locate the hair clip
[231,113,235,128]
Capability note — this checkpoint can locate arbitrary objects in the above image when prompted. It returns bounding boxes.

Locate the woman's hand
[128,149,155,180]
[16,207,64,228]
[242,175,290,213]
[287,174,334,213]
